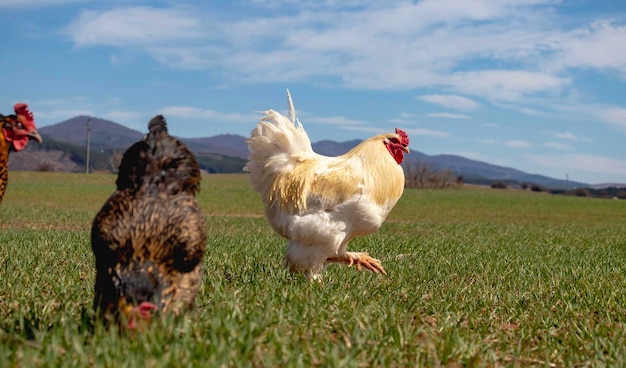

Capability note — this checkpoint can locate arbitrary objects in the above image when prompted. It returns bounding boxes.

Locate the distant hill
[39,116,143,151]
[589,183,626,190]
[12,115,597,188]
[21,117,247,174]
[39,116,249,161]
[9,134,116,173]
[408,153,588,189]
[183,134,249,159]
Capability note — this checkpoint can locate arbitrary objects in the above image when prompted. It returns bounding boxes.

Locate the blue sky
[1,0,625,184]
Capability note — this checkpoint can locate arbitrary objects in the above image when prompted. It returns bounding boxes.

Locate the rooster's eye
[16,122,24,129]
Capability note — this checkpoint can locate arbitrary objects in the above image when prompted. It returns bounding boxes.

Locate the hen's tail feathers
[116,115,200,195]
[148,115,168,134]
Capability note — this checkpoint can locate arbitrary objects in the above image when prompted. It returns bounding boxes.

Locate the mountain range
[9,115,591,189]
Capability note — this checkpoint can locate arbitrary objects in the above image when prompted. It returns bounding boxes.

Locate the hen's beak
[119,299,159,331]
[27,130,42,143]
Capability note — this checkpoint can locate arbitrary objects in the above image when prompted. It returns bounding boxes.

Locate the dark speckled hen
[91,115,207,329]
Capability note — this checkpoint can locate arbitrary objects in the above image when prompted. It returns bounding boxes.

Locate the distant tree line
[550,186,626,199]
[490,180,626,199]
[403,161,625,199]
[490,181,545,192]
[404,162,463,189]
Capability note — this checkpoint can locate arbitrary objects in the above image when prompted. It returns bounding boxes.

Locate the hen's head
[113,261,164,331]
[384,128,410,164]
[1,103,42,151]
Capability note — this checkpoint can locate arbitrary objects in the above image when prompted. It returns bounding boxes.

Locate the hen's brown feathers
[92,115,206,325]
[115,115,201,195]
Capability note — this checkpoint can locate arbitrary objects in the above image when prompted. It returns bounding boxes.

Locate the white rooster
[245,90,409,279]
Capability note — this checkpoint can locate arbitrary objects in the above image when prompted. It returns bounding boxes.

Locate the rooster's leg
[326,252,386,275]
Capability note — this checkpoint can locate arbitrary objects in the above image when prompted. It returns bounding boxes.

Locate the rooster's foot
[327,252,386,275]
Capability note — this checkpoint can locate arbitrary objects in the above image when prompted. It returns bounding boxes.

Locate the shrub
[36,162,55,172]
[491,181,507,189]
[569,188,591,197]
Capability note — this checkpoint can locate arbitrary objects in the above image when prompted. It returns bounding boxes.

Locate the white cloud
[425,112,469,119]
[60,2,626,123]
[64,7,204,47]
[561,104,626,137]
[602,107,626,134]
[109,54,120,65]
[306,116,365,126]
[30,96,140,126]
[548,131,577,141]
[493,101,550,117]
[447,70,569,102]
[388,118,414,125]
[505,140,533,148]
[248,0,377,9]
[36,109,94,121]
[340,121,447,137]
[406,128,449,138]
[417,94,479,111]
[517,106,549,117]
[0,0,86,7]
[62,1,567,95]
[543,141,574,151]
[551,21,626,74]
[544,131,592,143]
[157,106,255,123]
[525,153,626,177]
[36,96,89,106]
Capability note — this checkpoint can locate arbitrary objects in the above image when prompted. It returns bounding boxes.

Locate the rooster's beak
[27,130,42,143]
[401,145,410,153]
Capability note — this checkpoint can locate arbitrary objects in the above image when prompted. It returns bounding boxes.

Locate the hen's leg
[326,252,386,275]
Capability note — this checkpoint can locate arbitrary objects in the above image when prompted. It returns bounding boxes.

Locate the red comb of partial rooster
[395,128,409,146]
[14,103,36,130]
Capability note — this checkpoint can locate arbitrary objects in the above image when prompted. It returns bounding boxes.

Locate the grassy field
[1,172,625,367]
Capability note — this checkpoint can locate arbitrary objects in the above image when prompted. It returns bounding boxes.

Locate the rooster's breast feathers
[267,142,404,215]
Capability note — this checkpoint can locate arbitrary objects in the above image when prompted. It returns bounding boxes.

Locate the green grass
[1,172,626,367]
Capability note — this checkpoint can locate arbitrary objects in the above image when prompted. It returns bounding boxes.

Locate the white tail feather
[286,89,302,129]
[287,89,296,124]
[245,90,314,197]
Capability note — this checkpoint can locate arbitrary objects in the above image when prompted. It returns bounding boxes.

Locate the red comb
[127,302,158,330]
[395,128,409,146]
[13,103,36,130]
